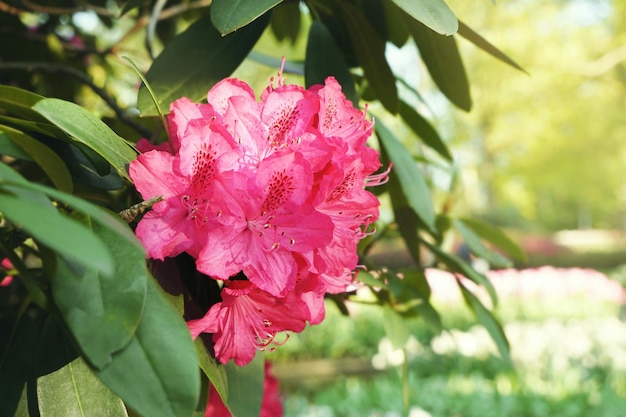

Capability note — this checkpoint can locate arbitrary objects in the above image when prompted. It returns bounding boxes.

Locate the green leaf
[211,0,281,35]
[0,85,46,120]
[407,19,471,111]
[0,130,32,161]
[458,217,526,262]
[37,358,128,417]
[195,338,228,400]
[138,14,269,117]
[399,101,452,161]
[376,119,436,232]
[337,2,399,113]
[458,281,511,366]
[453,219,512,268]
[305,20,358,106]
[382,0,410,47]
[32,99,137,180]
[0,189,114,278]
[0,125,73,193]
[49,220,148,371]
[224,354,264,417]
[390,0,458,35]
[425,241,498,307]
[458,20,526,73]
[270,0,301,44]
[95,278,200,417]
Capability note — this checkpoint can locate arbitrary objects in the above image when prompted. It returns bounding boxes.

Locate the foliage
[447,0,626,231]
[0,1,525,416]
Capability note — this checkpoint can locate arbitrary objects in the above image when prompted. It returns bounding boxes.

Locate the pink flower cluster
[130,71,385,365]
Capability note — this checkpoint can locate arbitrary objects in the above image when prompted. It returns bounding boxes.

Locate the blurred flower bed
[270,266,626,417]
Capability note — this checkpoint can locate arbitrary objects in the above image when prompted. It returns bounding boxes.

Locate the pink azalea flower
[129,120,241,260]
[188,280,311,366]
[192,149,334,296]
[205,361,283,417]
[130,67,387,366]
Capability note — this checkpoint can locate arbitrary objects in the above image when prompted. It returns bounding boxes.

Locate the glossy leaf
[425,241,498,307]
[2,172,144,251]
[0,125,73,193]
[224,354,264,417]
[95,278,200,417]
[0,190,114,277]
[32,99,137,180]
[337,1,399,113]
[399,101,452,161]
[454,219,512,268]
[49,219,148,370]
[458,281,511,366]
[138,14,269,116]
[376,119,436,232]
[305,20,358,106]
[37,358,128,417]
[390,0,458,35]
[458,217,527,262]
[407,19,472,111]
[458,20,526,73]
[211,0,281,35]
[0,85,46,120]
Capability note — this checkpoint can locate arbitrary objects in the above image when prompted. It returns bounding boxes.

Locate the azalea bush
[0,1,525,416]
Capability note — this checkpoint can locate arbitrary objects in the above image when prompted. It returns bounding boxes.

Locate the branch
[0,62,152,138]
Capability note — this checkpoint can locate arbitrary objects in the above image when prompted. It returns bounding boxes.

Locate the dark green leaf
[376,119,436,232]
[458,217,527,262]
[138,14,269,116]
[0,125,73,193]
[224,354,264,417]
[37,358,127,417]
[32,99,137,180]
[305,20,358,106]
[270,0,301,44]
[458,281,511,366]
[425,241,498,307]
[458,20,526,73]
[407,19,471,111]
[337,2,399,113]
[454,219,512,268]
[399,101,452,161]
[390,0,458,35]
[382,0,410,47]
[49,219,148,370]
[0,190,114,277]
[211,0,281,35]
[95,278,200,417]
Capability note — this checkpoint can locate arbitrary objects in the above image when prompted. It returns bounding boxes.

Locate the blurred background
[3,0,626,415]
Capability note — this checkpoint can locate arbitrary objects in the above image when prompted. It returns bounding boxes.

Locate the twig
[0,62,152,138]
